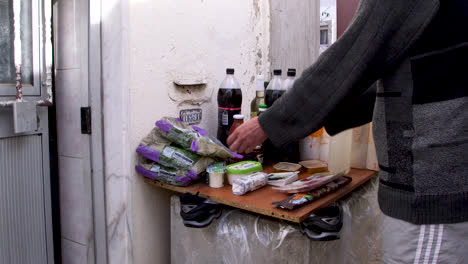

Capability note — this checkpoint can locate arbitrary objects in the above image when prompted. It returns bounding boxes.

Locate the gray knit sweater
[259,0,468,224]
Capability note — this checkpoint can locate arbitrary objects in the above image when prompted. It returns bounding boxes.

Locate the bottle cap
[256,75,265,91]
[287,69,296,77]
[226,68,235,74]
[233,114,244,120]
[273,69,282,75]
[259,104,267,109]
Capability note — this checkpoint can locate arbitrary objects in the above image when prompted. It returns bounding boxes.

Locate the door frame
[88,0,108,263]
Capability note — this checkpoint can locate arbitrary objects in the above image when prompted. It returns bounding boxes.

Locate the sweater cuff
[258,111,290,147]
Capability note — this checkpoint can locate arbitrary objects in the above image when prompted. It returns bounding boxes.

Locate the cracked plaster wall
[128,0,270,263]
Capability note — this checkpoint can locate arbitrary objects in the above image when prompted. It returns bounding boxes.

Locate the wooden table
[145,167,377,223]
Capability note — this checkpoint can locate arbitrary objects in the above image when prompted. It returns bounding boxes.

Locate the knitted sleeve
[323,82,376,136]
[258,0,439,147]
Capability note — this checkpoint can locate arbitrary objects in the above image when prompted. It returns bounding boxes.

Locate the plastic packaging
[155,117,242,159]
[299,160,328,174]
[273,171,345,193]
[266,171,299,187]
[136,128,213,176]
[217,68,242,145]
[273,162,302,172]
[232,172,268,195]
[135,158,194,186]
[272,176,351,210]
[226,161,263,185]
[250,75,265,118]
[170,176,382,264]
[282,68,296,92]
[265,69,284,107]
[207,162,226,188]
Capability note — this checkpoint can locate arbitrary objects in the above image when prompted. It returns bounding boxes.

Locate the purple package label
[136,145,161,162]
[175,176,192,185]
[155,120,173,133]
[190,140,198,152]
[232,153,243,159]
[187,169,197,180]
[192,125,209,136]
[135,165,157,180]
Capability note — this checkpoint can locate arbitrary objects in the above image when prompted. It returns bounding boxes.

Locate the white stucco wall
[128,1,270,263]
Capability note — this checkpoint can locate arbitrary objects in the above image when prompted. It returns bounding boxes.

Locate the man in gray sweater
[228,0,467,262]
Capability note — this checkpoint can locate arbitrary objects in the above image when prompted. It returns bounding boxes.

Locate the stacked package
[135,117,240,186]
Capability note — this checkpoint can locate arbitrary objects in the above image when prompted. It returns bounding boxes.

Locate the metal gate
[0,0,54,263]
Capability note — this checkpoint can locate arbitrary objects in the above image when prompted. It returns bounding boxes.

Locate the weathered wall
[269,0,320,77]
[128,0,270,263]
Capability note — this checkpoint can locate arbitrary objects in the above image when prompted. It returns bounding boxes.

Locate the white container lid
[233,114,244,120]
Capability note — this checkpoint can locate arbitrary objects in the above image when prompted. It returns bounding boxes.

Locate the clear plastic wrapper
[232,172,268,195]
[155,117,242,159]
[136,127,214,175]
[135,158,194,186]
[171,177,382,264]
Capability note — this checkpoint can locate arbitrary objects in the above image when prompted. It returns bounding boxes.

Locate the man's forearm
[258,0,439,147]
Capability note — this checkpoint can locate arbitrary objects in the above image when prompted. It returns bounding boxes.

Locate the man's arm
[324,82,376,136]
[258,0,439,147]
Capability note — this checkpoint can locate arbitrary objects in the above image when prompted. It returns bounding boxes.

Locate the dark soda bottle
[265,69,285,107]
[281,68,300,162]
[217,68,242,146]
[264,69,300,163]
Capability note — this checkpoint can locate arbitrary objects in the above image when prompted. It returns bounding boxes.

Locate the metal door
[0,0,54,263]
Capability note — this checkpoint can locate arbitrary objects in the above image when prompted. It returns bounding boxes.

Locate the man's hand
[227,117,268,154]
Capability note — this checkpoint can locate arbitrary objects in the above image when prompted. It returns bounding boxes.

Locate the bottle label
[222,111,229,126]
[218,107,242,111]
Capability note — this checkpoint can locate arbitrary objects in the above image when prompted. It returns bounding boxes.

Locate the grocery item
[250,75,265,118]
[267,171,299,187]
[136,127,213,175]
[272,176,351,209]
[232,172,268,195]
[207,162,226,188]
[264,69,300,163]
[226,161,263,185]
[272,171,345,193]
[282,69,296,92]
[243,145,264,164]
[229,114,244,135]
[265,69,284,107]
[258,104,267,115]
[299,160,328,174]
[273,162,302,172]
[155,117,242,159]
[135,158,195,186]
[217,68,242,145]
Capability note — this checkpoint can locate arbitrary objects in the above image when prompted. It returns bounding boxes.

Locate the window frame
[0,0,52,104]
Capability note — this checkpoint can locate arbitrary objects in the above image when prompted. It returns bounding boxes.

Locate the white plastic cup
[209,172,224,188]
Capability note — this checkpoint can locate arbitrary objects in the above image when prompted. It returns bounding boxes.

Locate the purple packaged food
[135,158,196,186]
[136,127,213,176]
[155,117,242,159]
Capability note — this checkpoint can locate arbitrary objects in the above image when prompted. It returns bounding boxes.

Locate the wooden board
[145,167,376,223]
